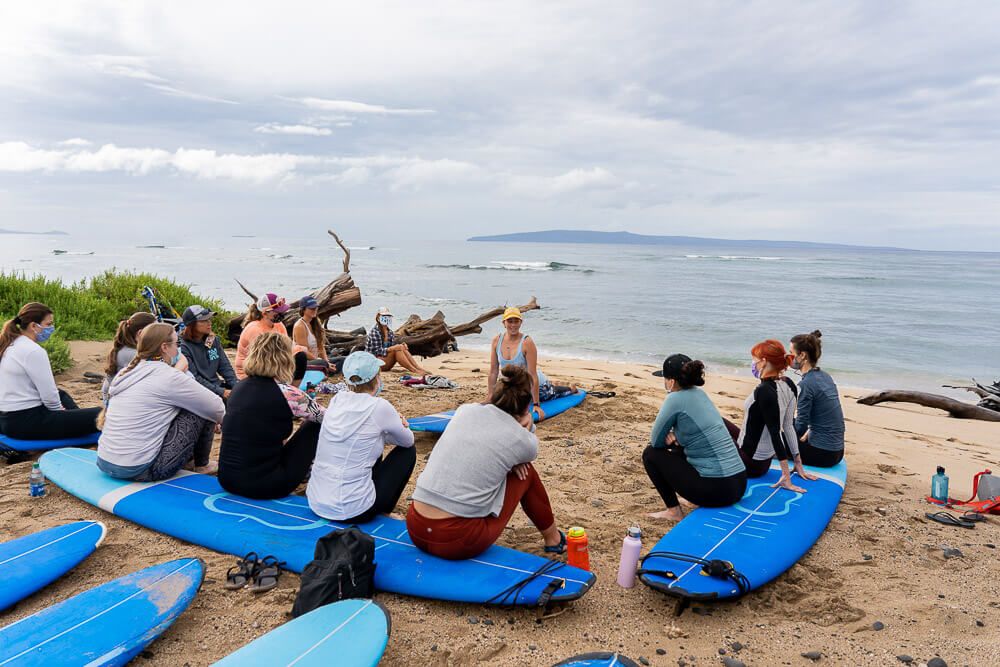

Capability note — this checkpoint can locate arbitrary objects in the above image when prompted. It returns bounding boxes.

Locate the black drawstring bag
[292,527,376,617]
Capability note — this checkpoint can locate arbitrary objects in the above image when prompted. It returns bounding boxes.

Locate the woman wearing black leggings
[0,303,100,441]
[218,333,323,499]
[644,354,747,522]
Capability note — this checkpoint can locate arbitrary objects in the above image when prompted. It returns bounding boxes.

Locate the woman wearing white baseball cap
[235,292,290,380]
[364,306,430,376]
[307,351,416,523]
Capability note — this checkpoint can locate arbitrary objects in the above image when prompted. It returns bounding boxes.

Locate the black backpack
[292,527,376,617]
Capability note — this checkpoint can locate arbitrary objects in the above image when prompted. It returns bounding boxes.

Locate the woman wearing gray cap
[365,307,430,376]
[180,305,238,400]
[644,354,747,521]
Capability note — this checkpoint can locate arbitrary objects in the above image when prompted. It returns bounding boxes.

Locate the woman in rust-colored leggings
[406,365,565,560]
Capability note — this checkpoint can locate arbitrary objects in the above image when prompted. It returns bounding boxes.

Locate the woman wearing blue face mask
[97,323,225,481]
[365,306,430,376]
[0,302,101,441]
[308,351,416,523]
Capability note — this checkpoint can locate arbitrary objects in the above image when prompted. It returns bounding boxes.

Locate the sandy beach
[2,341,998,667]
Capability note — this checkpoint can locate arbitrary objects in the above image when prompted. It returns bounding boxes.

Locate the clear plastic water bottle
[616,526,642,589]
[29,462,47,498]
[931,466,949,502]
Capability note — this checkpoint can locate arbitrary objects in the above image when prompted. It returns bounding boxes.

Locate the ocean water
[2,233,998,393]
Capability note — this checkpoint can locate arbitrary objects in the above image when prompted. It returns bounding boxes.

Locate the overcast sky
[2,2,999,250]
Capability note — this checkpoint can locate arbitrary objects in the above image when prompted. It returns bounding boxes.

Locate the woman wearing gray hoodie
[97,323,225,481]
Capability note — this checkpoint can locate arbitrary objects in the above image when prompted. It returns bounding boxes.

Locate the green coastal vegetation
[1,270,233,373]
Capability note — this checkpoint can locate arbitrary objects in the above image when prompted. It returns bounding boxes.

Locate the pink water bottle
[616,526,642,588]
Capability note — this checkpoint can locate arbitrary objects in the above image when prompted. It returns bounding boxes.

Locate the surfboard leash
[637,550,751,600]
[484,559,567,613]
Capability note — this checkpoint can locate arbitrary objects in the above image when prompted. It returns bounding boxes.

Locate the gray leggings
[134,410,215,482]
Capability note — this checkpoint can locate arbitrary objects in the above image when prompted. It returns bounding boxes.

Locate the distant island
[468,229,907,251]
[0,228,68,236]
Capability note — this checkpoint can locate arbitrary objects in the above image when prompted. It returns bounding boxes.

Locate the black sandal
[544,530,567,555]
[589,391,617,399]
[925,511,975,529]
[225,552,260,590]
[249,555,286,593]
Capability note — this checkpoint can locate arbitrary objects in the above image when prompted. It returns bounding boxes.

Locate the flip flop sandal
[925,511,975,529]
[589,391,616,398]
[249,555,286,594]
[225,552,260,590]
[544,530,567,555]
[962,511,988,523]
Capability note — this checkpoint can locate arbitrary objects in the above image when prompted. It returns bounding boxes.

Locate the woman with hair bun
[407,365,565,559]
[643,354,747,521]
[737,339,816,491]
[0,302,101,440]
[789,330,845,467]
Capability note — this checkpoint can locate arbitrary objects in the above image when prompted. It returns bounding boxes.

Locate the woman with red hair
[737,339,816,492]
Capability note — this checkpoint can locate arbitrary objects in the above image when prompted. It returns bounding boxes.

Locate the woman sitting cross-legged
[406,365,565,560]
[97,323,225,481]
[179,305,238,401]
[643,354,747,522]
[307,351,416,523]
[218,333,324,500]
[292,296,331,373]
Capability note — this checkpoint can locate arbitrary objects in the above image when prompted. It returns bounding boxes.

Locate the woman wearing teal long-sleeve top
[644,354,747,521]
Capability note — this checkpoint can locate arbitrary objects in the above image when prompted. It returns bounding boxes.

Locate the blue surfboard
[409,390,587,433]
[213,599,390,667]
[639,460,846,600]
[553,653,640,667]
[0,432,100,453]
[0,520,106,611]
[39,448,595,607]
[299,370,325,392]
[0,558,203,667]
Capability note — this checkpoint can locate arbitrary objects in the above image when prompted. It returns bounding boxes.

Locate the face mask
[790,357,802,371]
[374,379,383,397]
[379,316,392,327]
[35,325,55,343]
[751,361,761,379]
[170,352,181,366]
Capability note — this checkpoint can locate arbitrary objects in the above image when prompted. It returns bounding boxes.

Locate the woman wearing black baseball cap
[644,354,747,521]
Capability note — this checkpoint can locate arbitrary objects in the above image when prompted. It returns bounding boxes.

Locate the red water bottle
[567,526,590,571]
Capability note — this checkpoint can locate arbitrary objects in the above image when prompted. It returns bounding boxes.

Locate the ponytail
[751,339,791,376]
[242,302,263,327]
[675,360,706,389]
[105,312,157,376]
[0,302,52,360]
[491,365,533,417]
[118,322,175,377]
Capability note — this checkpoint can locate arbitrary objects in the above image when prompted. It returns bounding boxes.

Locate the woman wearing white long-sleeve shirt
[97,323,225,481]
[307,351,416,524]
[0,302,100,440]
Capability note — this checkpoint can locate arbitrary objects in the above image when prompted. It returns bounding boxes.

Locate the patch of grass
[1,270,235,370]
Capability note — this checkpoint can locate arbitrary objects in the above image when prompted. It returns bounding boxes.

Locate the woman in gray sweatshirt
[407,365,565,560]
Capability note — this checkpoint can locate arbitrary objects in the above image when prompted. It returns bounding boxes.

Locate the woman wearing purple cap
[292,296,330,372]
[235,293,290,380]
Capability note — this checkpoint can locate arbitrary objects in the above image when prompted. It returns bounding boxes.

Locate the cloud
[144,83,239,105]
[297,97,434,115]
[59,138,92,147]
[254,123,332,136]
[505,167,622,199]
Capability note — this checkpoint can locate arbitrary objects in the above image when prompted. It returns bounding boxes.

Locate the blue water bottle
[931,466,949,502]
[29,462,47,498]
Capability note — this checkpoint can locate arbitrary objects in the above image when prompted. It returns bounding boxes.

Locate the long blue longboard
[553,653,640,667]
[0,558,203,667]
[409,390,587,433]
[0,432,100,453]
[0,521,106,611]
[639,460,846,600]
[40,448,595,607]
[214,599,390,667]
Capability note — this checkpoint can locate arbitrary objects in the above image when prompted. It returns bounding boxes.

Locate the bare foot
[194,461,219,475]
[647,507,685,521]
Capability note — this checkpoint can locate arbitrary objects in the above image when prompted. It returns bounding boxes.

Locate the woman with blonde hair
[0,302,101,440]
[219,332,324,499]
[101,312,157,403]
[97,323,225,481]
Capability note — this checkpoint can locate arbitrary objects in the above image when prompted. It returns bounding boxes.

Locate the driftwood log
[857,390,1000,422]
[226,230,362,343]
[322,297,541,359]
